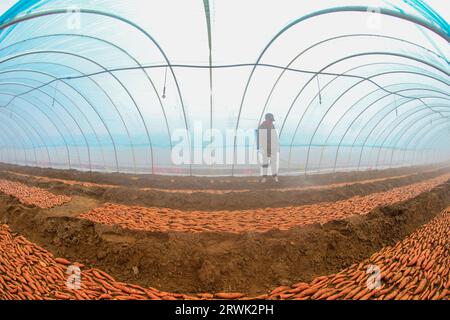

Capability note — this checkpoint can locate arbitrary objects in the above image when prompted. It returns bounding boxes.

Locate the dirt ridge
[0,180,448,294]
[1,165,449,211]
[1,162,447,190]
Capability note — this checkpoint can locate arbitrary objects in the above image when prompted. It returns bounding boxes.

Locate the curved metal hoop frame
[0,6,448,175]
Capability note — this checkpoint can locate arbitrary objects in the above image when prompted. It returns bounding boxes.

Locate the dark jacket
[257,121,279,157]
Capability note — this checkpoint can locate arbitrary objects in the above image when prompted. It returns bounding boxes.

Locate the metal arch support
[345,93,449,172]
[0,105,53,167]
[388,106,450,168]
[326,85,450,173]
[0,50,141,173]
[303,68,450,175]
[2,90,75,169]
[0,136,12,164]
[380,105,450,168]
[401,118,450,166]
[410,125,450,166]
[297,61,449,171]
[257,33,448,128]
[348,99,448,171]
[412,124,450,158]
[0,86,82,170]
[0,8,191,175]
[277,51,449,174]
[0,120,11,163]
[0,81,80,169]
[397,118,450,167]
[0,129,12,163]
[414,123,450,151]
[398,115,450,165]
[357,98,450,170]
[286,60,381,170]
[375,110,450,169]
[370,100,450,165]
[355,99,427,169]
[0,113,28,165]
[0,107,39,165]
[0,33,173,155]
[0,68,96,170]
[4,62,124,171]
[428,134,450,165]
[0,120,28,164]
[0,53,154,172]
[231,5,450,175]
[0,122,27,165]
[284,51,449,143]
[282,52,449,174]
[0,109,43,165]
[287,61,444,169]
[1,7,448,175]
[0,64,115,173]
[329,91,448,173]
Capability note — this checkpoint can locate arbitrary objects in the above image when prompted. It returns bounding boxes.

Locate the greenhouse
[0,0,447,176]
[0,0,449,306]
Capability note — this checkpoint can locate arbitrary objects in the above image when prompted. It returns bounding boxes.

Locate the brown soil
[1,180,448,295]
[78,174,450,233]
[1,163,449,211]
[0,162,445,190]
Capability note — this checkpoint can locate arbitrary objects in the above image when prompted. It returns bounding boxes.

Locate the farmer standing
[257,113,279,183]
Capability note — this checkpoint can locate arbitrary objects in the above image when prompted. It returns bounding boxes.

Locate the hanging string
[51,80,58,108]
[162,66,168,99]
[393,95,397,116]
[316,74,322,104]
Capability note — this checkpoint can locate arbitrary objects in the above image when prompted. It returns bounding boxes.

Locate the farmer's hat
[265,113,275,121]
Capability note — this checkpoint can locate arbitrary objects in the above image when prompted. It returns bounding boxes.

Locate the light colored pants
[259,151,279,176]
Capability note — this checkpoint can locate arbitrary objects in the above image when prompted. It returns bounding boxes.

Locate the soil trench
[1,164,449,211]
[3,163,440,190]
[0,180,449,294]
